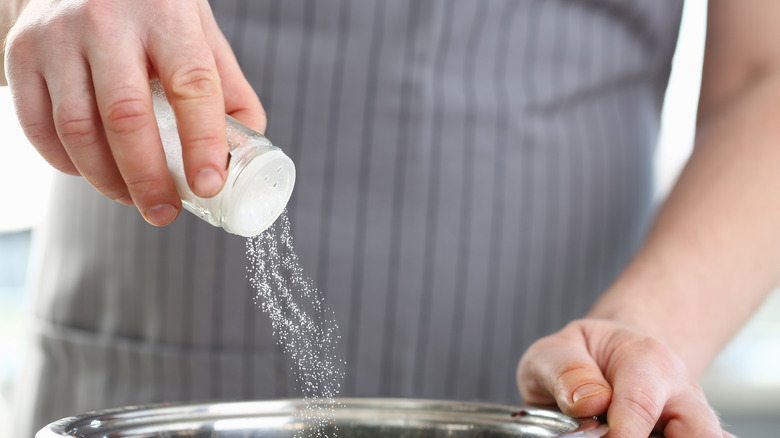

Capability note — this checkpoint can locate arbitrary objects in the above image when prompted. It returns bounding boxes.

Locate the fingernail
[145,203,178,226]
[573,384,609,403]
[193,167,224,198]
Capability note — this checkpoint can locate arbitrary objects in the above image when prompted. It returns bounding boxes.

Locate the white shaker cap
[224,148,295,237]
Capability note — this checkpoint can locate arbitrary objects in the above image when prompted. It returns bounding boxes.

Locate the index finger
[605,364,666,437]
[90,38,181,226]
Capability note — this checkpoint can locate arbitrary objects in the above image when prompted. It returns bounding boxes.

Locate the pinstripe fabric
[378,0,423,395]
[13,1,684,435]
[315,0,351,296]
[345,0,386,394]
[414,0,454,395]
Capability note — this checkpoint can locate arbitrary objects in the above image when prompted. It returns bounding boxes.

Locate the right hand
[4,0,265,226]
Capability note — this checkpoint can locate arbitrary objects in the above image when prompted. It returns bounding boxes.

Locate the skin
[1,0,265,226]
[2,0,777,436]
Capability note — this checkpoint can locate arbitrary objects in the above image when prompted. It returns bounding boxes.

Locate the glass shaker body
[151,81,295,237]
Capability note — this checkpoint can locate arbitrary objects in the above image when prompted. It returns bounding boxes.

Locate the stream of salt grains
[246,211,345,438]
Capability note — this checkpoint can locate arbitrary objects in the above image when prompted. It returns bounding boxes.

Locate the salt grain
[246,211,345,437]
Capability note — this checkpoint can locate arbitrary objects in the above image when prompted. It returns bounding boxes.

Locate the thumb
[517,330,613,418]
[560,361,612,417]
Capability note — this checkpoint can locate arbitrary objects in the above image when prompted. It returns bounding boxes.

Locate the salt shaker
[151,80,295,237]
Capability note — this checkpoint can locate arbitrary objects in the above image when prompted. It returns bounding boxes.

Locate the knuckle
[50,158,79,175]
[556,362,605,405]
[56,163,80,176]
[557,362,593,379]
[625,388,662,427]
[4,57,41,92]
[4,34,38,74]
[19,121,78,175]
[54,104,97,146]
[90,180,129,201]
[19,118,57,147]
[82,0,112,23]
[182,132,223,153]
[80,0,125,33]
[102,90,153,135]
[45,153,79,176]
[58,117,95,144]
[123,170,170,196]
[555,362,595,388]
[168,64,220,102]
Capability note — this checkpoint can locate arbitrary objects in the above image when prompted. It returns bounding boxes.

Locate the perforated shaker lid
[224,148,295,237]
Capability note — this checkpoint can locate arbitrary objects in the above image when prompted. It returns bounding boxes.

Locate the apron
[14,0,683,434]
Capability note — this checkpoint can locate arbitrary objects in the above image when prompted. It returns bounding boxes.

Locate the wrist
[584,248,717,377]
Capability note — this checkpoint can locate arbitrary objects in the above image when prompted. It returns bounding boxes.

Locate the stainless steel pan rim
[36,397,608,438]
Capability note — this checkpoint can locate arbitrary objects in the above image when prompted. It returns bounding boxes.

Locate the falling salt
[246,211,345,437]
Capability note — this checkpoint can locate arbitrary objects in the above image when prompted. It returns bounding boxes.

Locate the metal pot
[36,398,608,437]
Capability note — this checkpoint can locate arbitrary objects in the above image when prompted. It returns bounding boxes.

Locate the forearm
[588,72,780,378]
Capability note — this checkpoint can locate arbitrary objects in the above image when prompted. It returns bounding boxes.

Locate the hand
[4,0,264,225]
[517,319,734,437]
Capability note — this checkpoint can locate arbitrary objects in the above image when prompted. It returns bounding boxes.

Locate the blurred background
[1,1,778,437]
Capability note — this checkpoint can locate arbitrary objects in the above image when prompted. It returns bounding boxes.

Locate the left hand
[517,319,733,437]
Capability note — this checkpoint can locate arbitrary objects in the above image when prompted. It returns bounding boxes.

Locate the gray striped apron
[13,1,683,435]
